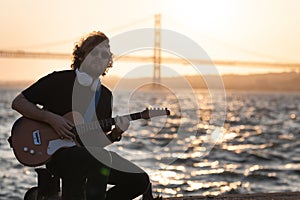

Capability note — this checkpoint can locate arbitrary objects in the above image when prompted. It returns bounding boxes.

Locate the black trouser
[46,146,150,200]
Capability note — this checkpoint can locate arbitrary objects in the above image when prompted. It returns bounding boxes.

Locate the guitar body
[11,112,83,167]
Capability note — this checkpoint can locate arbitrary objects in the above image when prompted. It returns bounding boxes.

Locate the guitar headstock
[141,107,170,119]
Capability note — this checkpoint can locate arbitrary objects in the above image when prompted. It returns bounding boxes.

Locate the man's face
[80,40,112,77]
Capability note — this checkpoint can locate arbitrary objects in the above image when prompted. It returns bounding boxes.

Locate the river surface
[0,88,299,199]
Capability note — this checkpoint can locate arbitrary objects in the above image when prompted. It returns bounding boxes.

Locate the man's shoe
[142,183,162,200]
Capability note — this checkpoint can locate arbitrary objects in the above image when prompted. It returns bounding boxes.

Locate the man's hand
[12,93,75,140]
[115,115,130,132]
[48,113,75,140]
[108,116,130,142]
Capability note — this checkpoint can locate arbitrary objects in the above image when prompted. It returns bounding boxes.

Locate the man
[12,31,160,200]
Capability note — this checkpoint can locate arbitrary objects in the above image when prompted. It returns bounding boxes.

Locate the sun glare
[170,0,232,31]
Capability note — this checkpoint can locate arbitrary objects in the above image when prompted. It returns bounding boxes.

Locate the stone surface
[164,192,300,200]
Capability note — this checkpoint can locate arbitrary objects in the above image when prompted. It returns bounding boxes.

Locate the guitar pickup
[33,130,41,145]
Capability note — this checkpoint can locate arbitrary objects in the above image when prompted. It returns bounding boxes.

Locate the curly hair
[71,31,113,76]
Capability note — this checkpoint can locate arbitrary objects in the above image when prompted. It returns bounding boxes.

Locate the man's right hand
[12,93,75,140]
[48,113,75,140]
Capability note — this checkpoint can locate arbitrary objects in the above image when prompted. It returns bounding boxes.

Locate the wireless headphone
[76,69,100,91]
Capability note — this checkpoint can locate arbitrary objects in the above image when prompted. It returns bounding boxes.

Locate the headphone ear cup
[76,69,93,86]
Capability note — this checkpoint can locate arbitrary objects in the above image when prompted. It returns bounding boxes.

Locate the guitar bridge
[33,130,41,145]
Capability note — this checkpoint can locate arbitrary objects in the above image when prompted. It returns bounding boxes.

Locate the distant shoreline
[1,72,299,91]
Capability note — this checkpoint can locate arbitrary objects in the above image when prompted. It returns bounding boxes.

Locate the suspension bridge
[0,14,299,83]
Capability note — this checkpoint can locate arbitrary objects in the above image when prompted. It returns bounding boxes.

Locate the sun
[169,0,232,29]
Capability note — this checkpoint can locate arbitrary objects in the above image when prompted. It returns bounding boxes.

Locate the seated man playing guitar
[11,31,160,200]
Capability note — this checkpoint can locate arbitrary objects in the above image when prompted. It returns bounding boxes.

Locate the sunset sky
[0,0,300,81]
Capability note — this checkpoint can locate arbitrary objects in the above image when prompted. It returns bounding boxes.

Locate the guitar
[10,108,170,167]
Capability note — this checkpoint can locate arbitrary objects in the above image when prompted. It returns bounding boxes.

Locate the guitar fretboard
[74,112,143,135]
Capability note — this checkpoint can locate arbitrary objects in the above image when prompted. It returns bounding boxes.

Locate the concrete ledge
[164,192,300,200]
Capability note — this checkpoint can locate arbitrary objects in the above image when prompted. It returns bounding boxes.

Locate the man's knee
[134,172,150,193]
[61,177,86,200]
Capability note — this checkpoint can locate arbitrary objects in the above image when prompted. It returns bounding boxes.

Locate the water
[0,88,300,199]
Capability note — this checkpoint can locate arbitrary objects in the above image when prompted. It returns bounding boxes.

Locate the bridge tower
[153,14,161,84]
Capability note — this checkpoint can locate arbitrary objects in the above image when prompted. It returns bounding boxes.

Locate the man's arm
[12,93,75,140]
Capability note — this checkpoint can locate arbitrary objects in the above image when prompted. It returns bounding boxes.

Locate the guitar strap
[84,85,102,122]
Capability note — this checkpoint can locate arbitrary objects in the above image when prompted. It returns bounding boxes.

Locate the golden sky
[0,0,300,81]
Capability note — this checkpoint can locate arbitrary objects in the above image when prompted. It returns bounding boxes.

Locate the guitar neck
[102,111,144,126]
[73,108,170,135]
[75,111,144,134]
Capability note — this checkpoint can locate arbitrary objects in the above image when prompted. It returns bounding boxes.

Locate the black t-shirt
[22,70,112,132]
